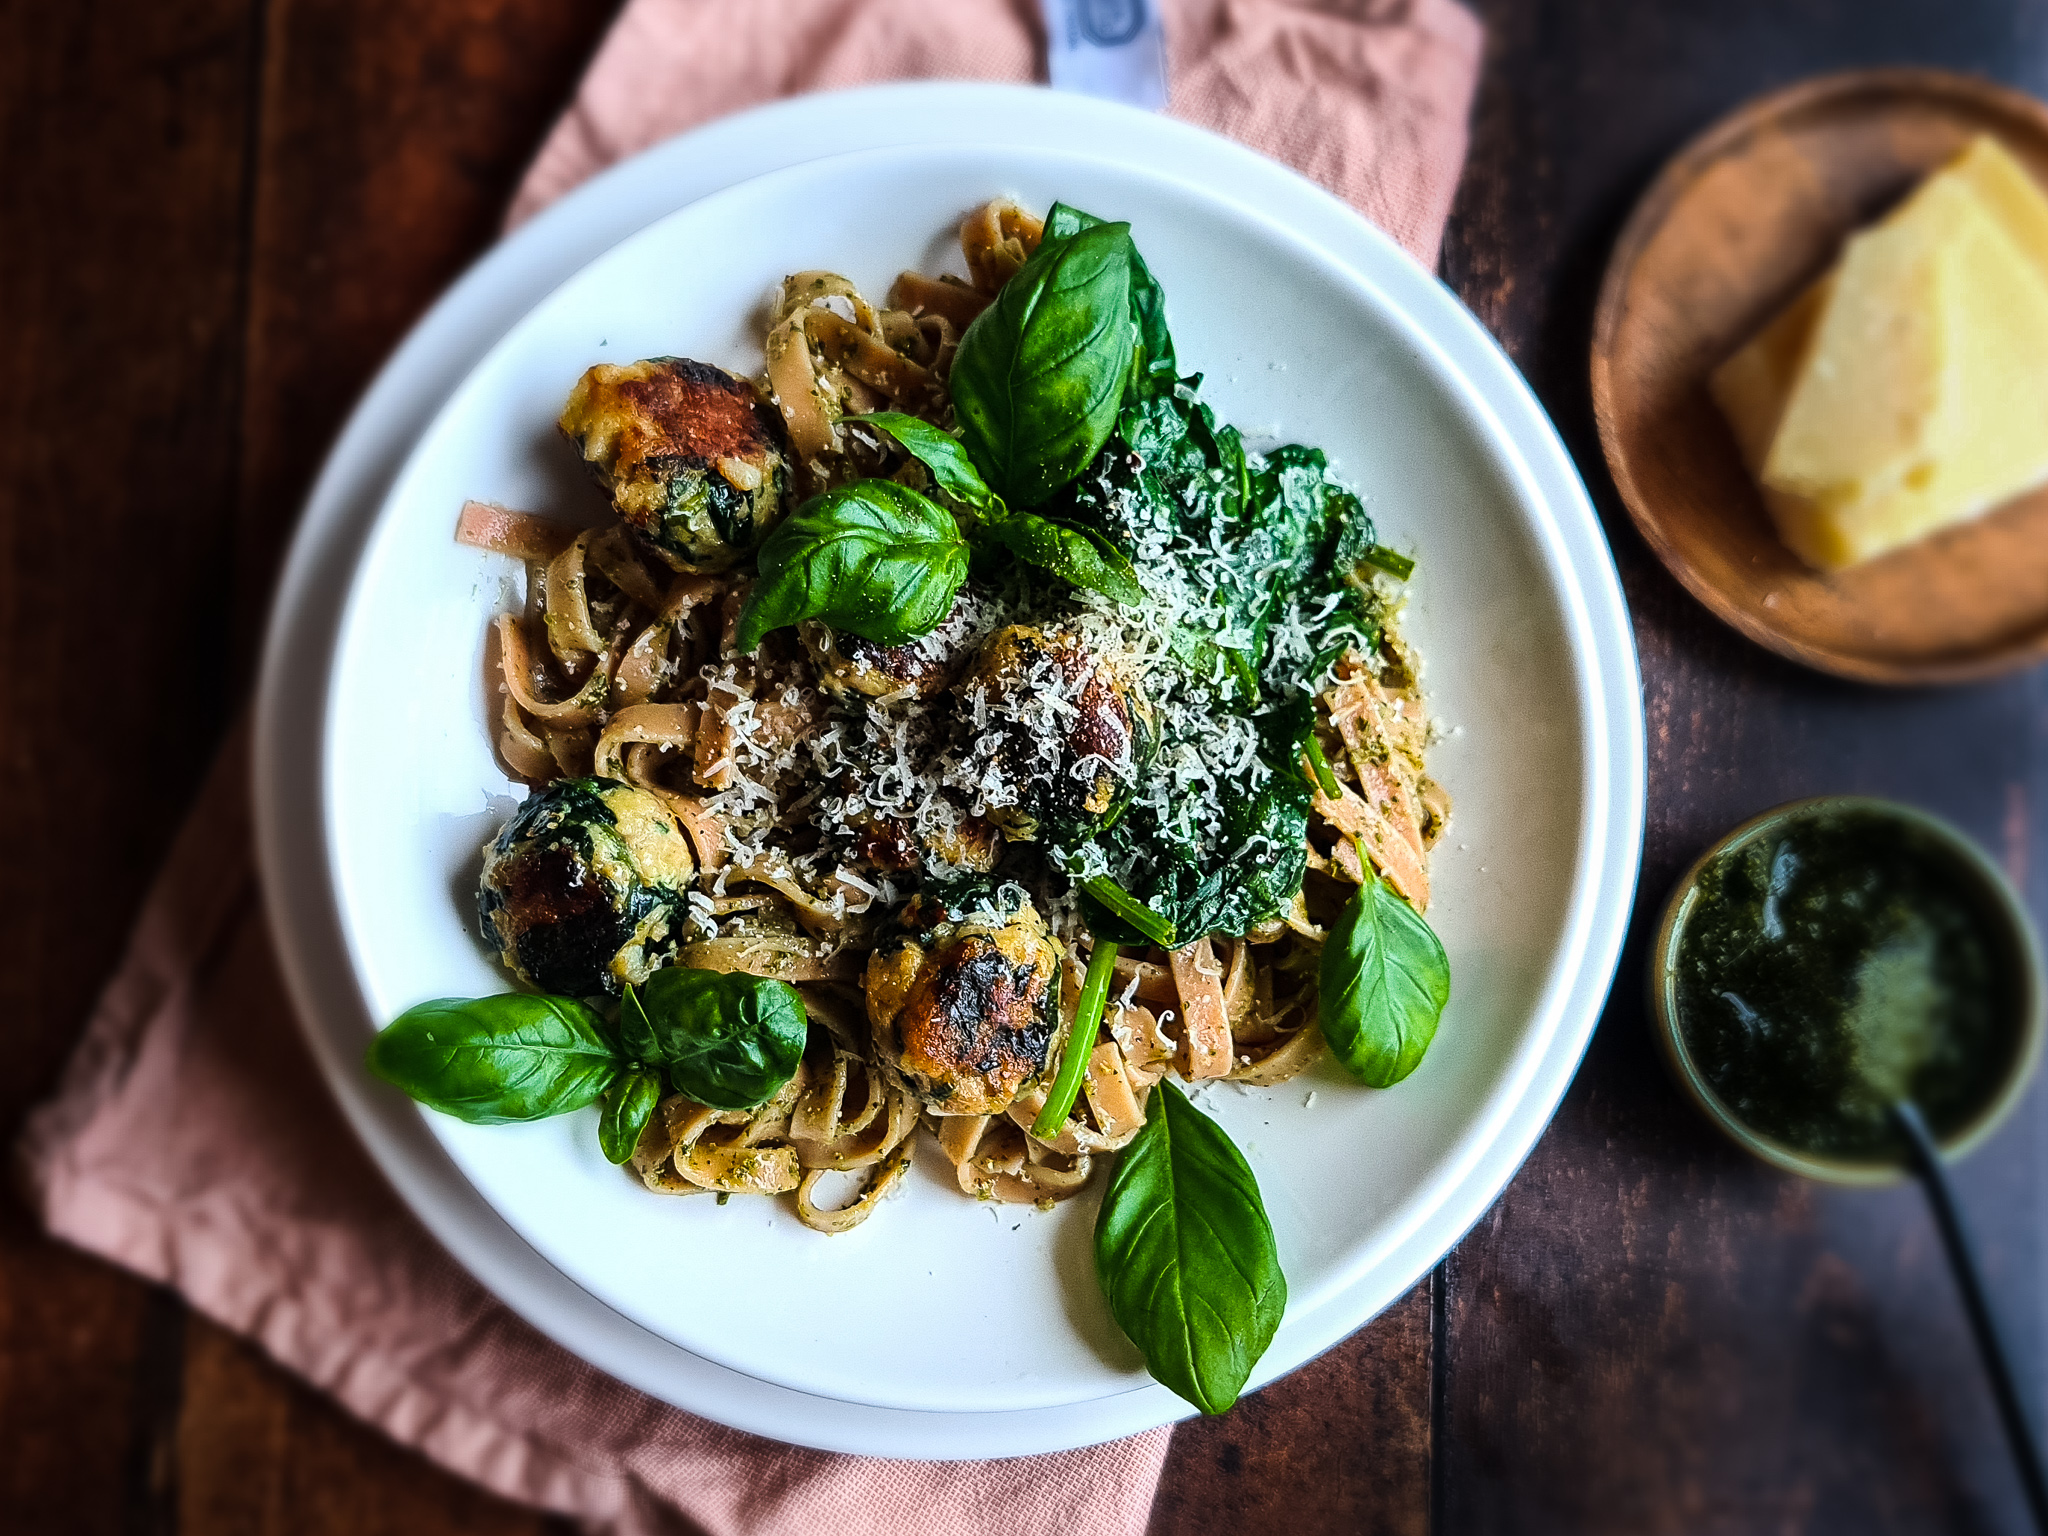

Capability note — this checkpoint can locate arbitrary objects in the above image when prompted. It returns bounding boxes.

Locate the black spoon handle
[1893,1100,2048,1534]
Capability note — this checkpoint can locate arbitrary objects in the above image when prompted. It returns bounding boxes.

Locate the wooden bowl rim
[1591,67,2048,687]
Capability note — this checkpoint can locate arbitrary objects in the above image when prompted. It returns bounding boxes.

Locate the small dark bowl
[1650,797,2045,1185]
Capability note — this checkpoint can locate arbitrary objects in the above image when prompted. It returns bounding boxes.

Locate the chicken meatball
[798,599,974,702]
[559,358,791,571]
[865,899,1063,1115]
[477,777,696,998]
[955,625,1151,845]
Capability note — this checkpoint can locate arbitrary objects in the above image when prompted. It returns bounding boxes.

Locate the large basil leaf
[1046,201,1175,378]
[1319,867,1450,1087]
[849,412,1141,603]
[1094,1079,1286,1415]
[950,221,1136,508]
[598,1067,663,1164]
[735,480,967,652]
[985,510,1144,606]
[629,968,808,1110]
[367,994,622,1124]
[848,412,994,512]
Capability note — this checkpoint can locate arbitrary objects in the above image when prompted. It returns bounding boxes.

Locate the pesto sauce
[1673,808,2022,1161]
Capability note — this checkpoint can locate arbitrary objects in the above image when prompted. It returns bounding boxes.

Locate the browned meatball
[865,900,1064,1115]
[955,624,1150,844]
[798,599,974,702]
[559,357,790,571]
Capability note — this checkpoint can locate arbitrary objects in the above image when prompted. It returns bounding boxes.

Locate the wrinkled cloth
[20,3,1479,1533]
[510,0,1482,267]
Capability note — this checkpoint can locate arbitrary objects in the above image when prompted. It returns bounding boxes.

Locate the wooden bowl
[1592,69,2048,685]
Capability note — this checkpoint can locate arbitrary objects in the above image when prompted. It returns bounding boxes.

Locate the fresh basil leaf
[598,1067,662,1164]
[847,412,994,512]
[635,966,808,1110]
[367,995,622,1125]
[735,480,967,652]
[985,510,1144,606]
[1319,866,1450,1087]
[1047,201,1175,378]
[1094,1079,1286,1415]
[618,982,661,1064]
[950,221,1136,507]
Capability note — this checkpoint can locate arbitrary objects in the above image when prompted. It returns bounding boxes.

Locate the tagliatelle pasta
[455,199,1450,1235]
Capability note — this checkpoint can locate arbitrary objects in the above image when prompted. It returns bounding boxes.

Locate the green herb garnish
[369,970,808,1162]
[1318,844,1451,1087]
[734,479,967,652]
[949,220,1137,508]
[1094,1079,1286,1414]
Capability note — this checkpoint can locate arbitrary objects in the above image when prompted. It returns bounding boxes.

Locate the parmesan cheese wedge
[1709,135,2048,571]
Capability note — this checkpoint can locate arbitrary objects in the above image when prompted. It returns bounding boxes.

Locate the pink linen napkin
[509,0,1482,266]
[21,4,1480,1533]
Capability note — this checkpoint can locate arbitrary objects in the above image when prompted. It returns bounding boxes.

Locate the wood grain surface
[2,1,2046,1533]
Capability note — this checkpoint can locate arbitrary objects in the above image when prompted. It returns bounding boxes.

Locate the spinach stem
[1361,544,1416,580]
[1082,877,1178,948]
[1034,940,1121,1138]
[1303,734,1342,799]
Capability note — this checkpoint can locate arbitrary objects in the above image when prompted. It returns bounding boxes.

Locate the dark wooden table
[7,2,2048,1531]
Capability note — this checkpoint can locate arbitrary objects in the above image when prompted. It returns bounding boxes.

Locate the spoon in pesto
[1889,1100,2048,1531]
[1654,798,2048,1530]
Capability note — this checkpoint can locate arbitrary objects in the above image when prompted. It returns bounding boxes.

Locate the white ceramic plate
[258,84,1643,1456]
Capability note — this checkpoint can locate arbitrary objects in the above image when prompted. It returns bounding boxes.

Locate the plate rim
[1590,66,2048,686]
[322,138,1611,1413]
[255,81,1645,1457]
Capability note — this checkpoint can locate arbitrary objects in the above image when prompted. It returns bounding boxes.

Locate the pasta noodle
[456,200,1449,1233]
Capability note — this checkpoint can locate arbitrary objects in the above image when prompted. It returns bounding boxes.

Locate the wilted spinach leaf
[950,221,1136,508]
[367,994,622,1124]
[1094,770,1311,945]
[1320,863,1450,1087]
[734,480,967,652]
[628,968,808,1110]
[1094,1079,1286,1415]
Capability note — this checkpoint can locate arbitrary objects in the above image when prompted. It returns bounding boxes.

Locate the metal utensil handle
[1894,1100,2048,1533]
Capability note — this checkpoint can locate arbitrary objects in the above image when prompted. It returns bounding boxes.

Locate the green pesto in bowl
[1654,799,2043,1179]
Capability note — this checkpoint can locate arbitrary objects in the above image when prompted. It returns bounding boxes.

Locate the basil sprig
[368,970,809,1163]
[368,994,622,1124]
[849,412,992,509]
[599,1068,663,1164]
[734,480,967,653]
[854,411,1143,607]
[1318,853,1451,1086]
[1094,1079,1286,1415]
[949,221,1137,509]
[624,967,808,1110]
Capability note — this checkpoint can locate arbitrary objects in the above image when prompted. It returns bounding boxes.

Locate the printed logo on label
[1078,0,1147,47]
[1040,0,1168,111]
